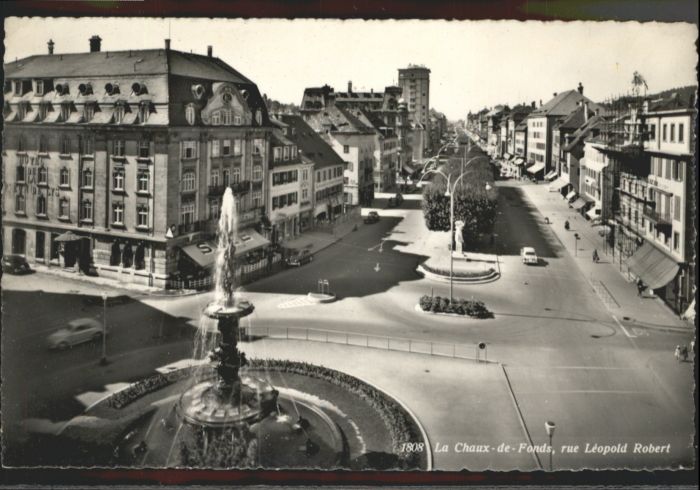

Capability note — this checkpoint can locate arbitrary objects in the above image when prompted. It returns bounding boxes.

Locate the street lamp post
[574,233,580,257]
[545,421,556,471]
[100,291,108,366]
[418,156,491,303]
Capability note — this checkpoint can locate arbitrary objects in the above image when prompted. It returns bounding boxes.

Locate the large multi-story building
[3,36,273,288]
[353,109,399,192]
[526,84,601,179]
[398,65,431,152]
[279,115,346,225]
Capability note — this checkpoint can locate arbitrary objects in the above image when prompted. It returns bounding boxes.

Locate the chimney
[531,101,536,108]
[207,45,213,57]
[348,81,352,93]
[89,35,102,53]
[165,38,171,50]
[583,102,589,123]
[539,100,543,107]
[48,39,55,55]
[577,82,584,95]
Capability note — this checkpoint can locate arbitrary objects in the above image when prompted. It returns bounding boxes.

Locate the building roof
[281,114,347,169]
[303,105,374,135]
[562,115,606,152]
[531,90,602,118]
[557,106,598,131]
[647,86,697,112]
[4,49,252,84]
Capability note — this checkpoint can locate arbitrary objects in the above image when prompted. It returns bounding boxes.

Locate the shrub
[418,295,492,318]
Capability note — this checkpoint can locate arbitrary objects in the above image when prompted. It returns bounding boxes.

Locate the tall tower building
[398,65,431,151]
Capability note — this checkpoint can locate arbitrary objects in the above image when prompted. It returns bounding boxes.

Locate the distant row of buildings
[466,83,697,316]
[2,37,447,289]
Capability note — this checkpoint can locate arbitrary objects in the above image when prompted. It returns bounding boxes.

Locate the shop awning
[586,206,602,220]
[544,170,558,181]
[548,178,568,192]
[180,241,218,269]
[233,228,271,256]
[513,157,525,166]
[566,190,577,201]
[527,162,545,174]
[502,152,511,160]
[626,242,679,290]
[571,198,588,210]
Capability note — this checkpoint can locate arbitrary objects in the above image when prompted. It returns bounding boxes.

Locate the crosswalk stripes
[277,296,317,309]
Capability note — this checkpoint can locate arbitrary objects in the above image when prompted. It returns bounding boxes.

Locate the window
[223,169,230,186]
[81,169,93,188]
[36,231,45,259]
[137,205,149,228]
[15,193,25,213]
[180,201,195,224]
[84,103,95,122]
[253,165,262,181]
[39,135,48,153]
[211,169,220,186]
[61,136,71,155]
[222,110,232,125]
[209,201,220,220]
[671,160,682,181]
[59,197,70,219]
[272,196,279,210]
[81,200,93,222]
[182,141,197,159]
[114,103,126,124]
[302,169,309,181]
[137,170,150,192]
[674,195,681,221]
[38,166,48,185]
[346,161,353,172]
[232,167,241,183]
[234,139,242,155]
[60,103,71,121]
[302,188,309,200]
[59,168,70,187]
[181,171,196,192]
[343,145,350,154]
[648,124,656,141]
[223,139,231,155]
[662,124,667,142]
[112,202,124,225]
[139,102,150,123]
[252,190,262,208]
[234,115,242,126]
[211,112,221,125]
[112,169,125,190]
[253,139,264,155]
[212,140,220,157]
[14,81,21,96]
[274,147,282,161]
[291,145,297,158]
[138,140,150,158]
[185,104,196,125]
[283,146,289,160]
[114,140,125,157]
[673,232,680,251]
[678,123,684,143]
[81,137,93,155]
[16,164,26,182]
[670,124,675,142]
[35,80,44,96]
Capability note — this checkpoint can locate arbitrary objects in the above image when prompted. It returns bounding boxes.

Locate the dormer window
[222,110,232,125]
[114,102,127,124]
[38,102,50,120]
[139,102,150,123]
[36,80,44,96]
[60,103,71,122]
[211,111,221,126]
[17,102,29,121]
[185,104,195,126]
[78,83,93,95]
[84,102,95,122]
[14,81,22,96]
[233,114,242,126]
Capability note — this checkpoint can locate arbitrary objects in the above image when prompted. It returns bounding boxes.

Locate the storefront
[526,161,545,180]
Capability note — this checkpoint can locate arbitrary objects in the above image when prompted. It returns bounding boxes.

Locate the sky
[4,18,697,120]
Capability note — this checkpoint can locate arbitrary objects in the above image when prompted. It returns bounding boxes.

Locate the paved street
[1,152,694,469]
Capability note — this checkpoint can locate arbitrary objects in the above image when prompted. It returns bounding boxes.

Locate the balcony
[177,220,209,236]
[643,205,672,228]
[208,180,251,197]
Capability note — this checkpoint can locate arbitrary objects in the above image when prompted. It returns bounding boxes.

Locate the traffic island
[417,263,500,284]
[307,292,337,303]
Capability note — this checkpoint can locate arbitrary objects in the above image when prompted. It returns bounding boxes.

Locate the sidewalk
[282,213,363,256]
[520,183,690,331]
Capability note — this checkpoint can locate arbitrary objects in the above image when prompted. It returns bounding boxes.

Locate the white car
[520,247,538,265]
[47,318,106,350]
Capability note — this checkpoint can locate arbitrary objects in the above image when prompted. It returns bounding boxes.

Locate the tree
[421,158,497,244]
[631,71,648,97]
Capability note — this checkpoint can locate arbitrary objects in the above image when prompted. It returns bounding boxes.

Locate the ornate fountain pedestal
[179,300,278,428]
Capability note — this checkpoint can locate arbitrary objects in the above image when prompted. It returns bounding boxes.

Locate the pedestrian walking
[674,345,681,361]
[680,345,688,361]
[637,279,645,297]
[592,249,599,263]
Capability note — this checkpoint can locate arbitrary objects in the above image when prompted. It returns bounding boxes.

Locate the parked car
[364,211,380,224]
[520,247,538,265]
[47,318,106,350]
[285,249,313,267]
[2,254,31,274]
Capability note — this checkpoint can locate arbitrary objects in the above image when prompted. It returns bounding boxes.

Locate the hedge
[419,295,492,318]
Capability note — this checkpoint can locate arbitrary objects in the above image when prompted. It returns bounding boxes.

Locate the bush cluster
[419,295,492,318]
[248,359,423,469]
[421,263,496,279]
[108,368,194,409]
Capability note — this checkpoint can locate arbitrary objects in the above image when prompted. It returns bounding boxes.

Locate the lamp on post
[99,291,108,366]
[544,420,556,471]
[417,156,491,303]
[574,232,580,257]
